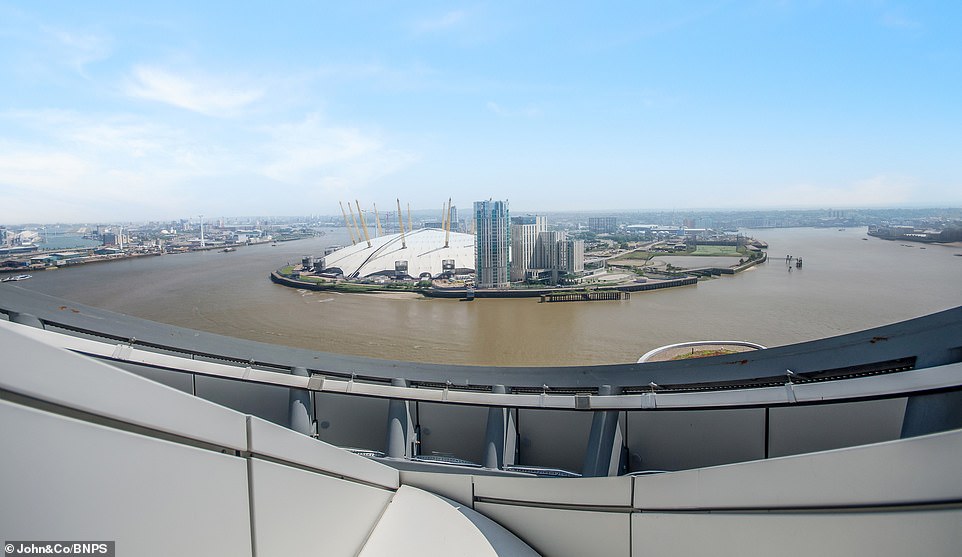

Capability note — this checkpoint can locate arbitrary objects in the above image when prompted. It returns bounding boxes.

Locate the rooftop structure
[2,285,961,556]
[319,228,474,279]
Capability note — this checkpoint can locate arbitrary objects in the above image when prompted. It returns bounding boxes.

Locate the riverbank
[0,237,308,275]
[270,270,699,299]
[15,227,962,367]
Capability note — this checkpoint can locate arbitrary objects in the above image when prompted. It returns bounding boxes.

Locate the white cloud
[486,101,542,118]
[754,175,918,208]
[125,66,263,116]
[43,26,112,74]
[259,113,418,192]
[881,13,922,30]
[0,108,419,222]
[413,10,467,33]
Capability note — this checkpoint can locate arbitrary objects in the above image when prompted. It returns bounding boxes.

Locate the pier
[540,290,629,303]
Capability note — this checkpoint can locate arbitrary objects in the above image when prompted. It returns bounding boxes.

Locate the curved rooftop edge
[0,323,539,556]
[2,294,961,556]
[1,285,960,393]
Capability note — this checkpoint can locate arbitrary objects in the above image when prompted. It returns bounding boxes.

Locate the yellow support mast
[445,197,452,248]
[339,201,357,245]
[355,200,372,248]
[347,202,362,246]
[407,203,413,238]
[373,203,383,237]
[396,198,407,249]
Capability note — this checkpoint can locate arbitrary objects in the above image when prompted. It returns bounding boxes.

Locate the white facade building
[510,216,547,281]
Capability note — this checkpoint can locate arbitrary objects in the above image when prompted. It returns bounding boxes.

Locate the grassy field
[608,250,654,262]
[688,245,743,257]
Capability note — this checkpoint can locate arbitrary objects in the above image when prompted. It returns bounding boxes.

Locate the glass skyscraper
[473,199,510,288]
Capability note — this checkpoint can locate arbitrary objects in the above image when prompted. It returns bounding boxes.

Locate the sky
[1,1,960,224]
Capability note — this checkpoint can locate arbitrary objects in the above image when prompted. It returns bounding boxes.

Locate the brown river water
[17,227,962,366]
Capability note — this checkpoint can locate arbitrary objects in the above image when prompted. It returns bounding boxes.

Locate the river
[16,227,962,366]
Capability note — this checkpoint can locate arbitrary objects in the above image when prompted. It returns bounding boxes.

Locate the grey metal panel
[248,416,398,489]
[768,398,906,457]
[0,400,252,557]
[474,476,632,507]
[626,408,766,471]
[358,486,540,556]
[418,402,489,464]
[474,503,630,557]
[0,322,248,450]
[518,409,592,471]
[250,458,392,557]
[398,470,475,507]
[631,510,962,557]
[632,428,962,510]
[108,360,194,393]
[315,392,390,452]
[194,374,289,426]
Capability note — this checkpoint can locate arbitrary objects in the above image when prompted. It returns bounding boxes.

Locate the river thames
[16,227,962,366]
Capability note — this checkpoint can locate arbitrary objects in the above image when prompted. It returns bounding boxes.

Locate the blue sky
[1,1,960,223]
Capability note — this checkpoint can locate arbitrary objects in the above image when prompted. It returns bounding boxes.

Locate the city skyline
[1,2,961,223]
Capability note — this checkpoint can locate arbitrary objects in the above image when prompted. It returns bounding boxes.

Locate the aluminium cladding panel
[398,470,475,507]
[630,510,962,557]
[473,476,632,507]
[631,428,962,510]
[473,503,630,557]
[417,402,489,465]
[626,408,765,471]
[194,374,290,426]
[767,397,906,457]
[517,408,593,471]
[315,392,390,452]
[247,416,398,490]
[358,485,540,557]
[106,360,194,394]
[0,399,252,557]
[249,458,392,557]
[0,321,248,450]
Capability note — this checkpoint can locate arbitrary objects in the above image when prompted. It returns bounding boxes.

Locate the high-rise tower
[473,199,511,288]
[510,215,546,281]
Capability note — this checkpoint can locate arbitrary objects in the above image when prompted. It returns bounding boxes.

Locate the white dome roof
[320,228,474,278]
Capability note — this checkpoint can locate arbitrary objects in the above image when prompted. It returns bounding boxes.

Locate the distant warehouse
[318,228,474,279]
